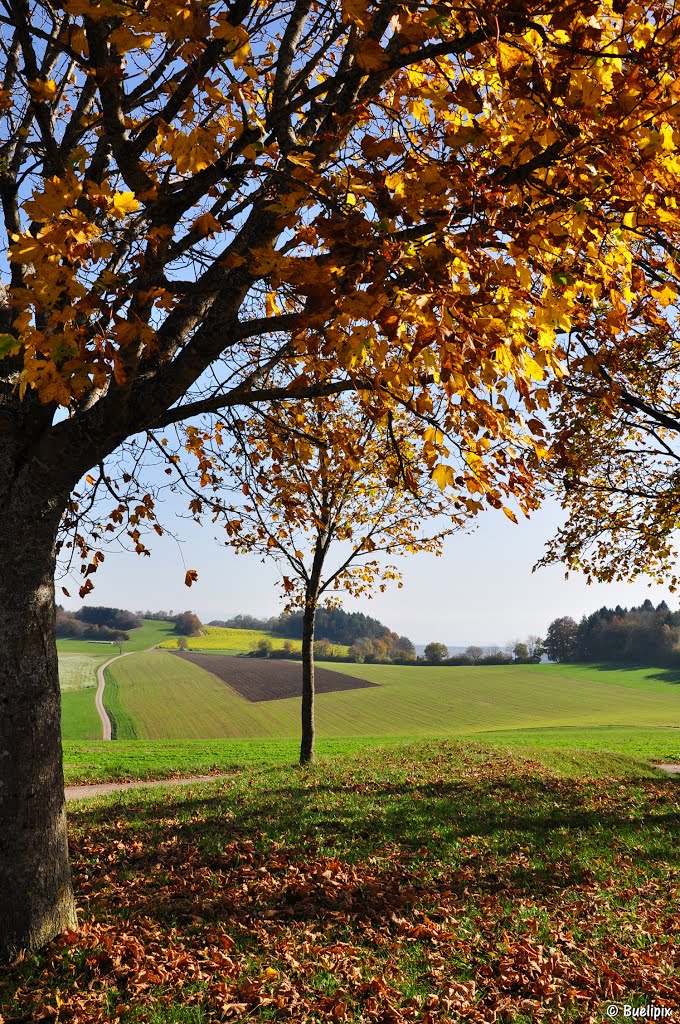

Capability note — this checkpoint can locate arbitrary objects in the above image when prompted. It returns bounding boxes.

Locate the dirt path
[65,774,226,801]
[655,763,680,774]
[94,642,164,741]
[95,652,133,741]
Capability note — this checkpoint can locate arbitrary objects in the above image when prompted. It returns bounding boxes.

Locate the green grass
[61,727,680,785]
[103,665,140,740]
[7,741,679,1023]
[61,689,102,741]
[532,660,680,693]
[57,617,176,654]
[476,725,680,762]
[104,655,680,743]
[61,736,396,783]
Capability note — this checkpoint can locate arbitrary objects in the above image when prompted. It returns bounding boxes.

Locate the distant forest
[545,601,680,665]
[56,606,141,641]
[210,608,400,647]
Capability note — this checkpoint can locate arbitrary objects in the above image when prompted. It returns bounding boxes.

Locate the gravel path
[94,643,163,741]
[95,652,135,741]
[65,774,226,801]
[654,763,680,774]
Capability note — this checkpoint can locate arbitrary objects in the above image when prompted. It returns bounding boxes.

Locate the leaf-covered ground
[2,742,678,1023]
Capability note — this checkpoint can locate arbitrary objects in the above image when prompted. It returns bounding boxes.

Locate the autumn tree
[1,0,680,960]
[201,395,465,764]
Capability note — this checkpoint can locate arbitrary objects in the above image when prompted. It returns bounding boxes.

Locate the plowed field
[173,652,378,701]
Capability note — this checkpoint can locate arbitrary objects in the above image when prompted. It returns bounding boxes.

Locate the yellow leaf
[431,463,454,490]
[502,507,518,524]
[496,41,526,77]
[342,0,370,27]
[28,79,58,102]
[110,191,141,219]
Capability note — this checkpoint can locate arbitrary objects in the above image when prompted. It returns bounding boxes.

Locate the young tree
[208,396,464,764]
[1,0,679,960]
[424,642,449,665]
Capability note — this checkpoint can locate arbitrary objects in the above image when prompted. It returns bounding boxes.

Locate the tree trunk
[300,597,317,766]
[0,492,76,963]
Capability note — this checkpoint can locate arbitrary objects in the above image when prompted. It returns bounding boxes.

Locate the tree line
[210,608,401,647]
[56,606,142,642]
[544,602,680,665]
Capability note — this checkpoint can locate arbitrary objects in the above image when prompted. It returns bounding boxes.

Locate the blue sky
[61,490,678,647]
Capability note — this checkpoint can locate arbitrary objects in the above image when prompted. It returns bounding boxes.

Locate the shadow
[579,661,680,684]
[66,770,680,933]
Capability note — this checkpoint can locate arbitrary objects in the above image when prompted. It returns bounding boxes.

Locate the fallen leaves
[1,746,678,1022]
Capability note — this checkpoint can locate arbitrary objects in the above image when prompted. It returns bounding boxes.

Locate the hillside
[89,653,680,746]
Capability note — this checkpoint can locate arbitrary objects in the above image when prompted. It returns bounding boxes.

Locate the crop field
[158,624,301,653]
[158,624,350,655]
[7,741,679,1024]
[174,651,377,700]
[100,653,680,745]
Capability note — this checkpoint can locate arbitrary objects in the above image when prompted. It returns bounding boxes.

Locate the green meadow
[91,653,680,745]
[57,617,177,655]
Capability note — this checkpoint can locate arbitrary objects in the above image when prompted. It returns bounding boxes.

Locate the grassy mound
[5,741,678,1023]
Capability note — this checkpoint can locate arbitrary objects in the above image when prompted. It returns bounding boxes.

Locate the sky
[60,487,679,648]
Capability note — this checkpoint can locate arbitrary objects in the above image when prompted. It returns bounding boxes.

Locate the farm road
[95,642,162,741]
[65,774,227,801]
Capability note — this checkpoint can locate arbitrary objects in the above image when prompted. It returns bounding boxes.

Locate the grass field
[6,741,679,1023]
[59,620,177,741]
[57,617,176,655]
[61,736,402,783]
[61,726,680,784]
[102,654,680,745]
[61,689,102,742]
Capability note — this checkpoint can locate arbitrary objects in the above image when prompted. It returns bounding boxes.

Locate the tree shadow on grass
[584,661,680,684]
[68,772,680,931]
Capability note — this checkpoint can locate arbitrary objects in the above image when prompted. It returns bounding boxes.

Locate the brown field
[172,652,378,702]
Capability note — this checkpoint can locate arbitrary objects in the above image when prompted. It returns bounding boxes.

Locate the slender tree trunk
[0,490,76,962]
[300,596,317,766]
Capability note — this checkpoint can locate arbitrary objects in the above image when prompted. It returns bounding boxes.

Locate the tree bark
[299,596,317,766]
[0,487,76,963]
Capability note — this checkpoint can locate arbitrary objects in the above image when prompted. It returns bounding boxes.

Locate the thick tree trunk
[0,493,76,962]
[300,598,317,766]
